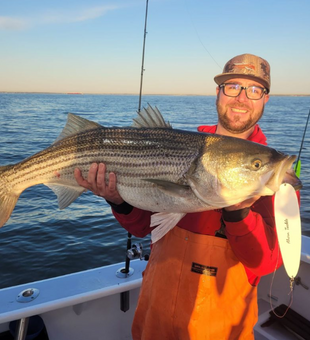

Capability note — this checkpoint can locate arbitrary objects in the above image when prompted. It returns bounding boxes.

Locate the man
[75,54,283,339]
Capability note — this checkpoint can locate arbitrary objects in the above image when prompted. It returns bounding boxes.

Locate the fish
[0,105,302,242]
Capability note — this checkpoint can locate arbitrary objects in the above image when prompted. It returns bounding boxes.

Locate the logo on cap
[228,63,256,73]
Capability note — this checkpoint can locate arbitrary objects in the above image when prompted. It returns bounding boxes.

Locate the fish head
[189,136,301,207]
[215,139,302,201]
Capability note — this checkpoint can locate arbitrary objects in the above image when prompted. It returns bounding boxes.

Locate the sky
[0,0,309,95]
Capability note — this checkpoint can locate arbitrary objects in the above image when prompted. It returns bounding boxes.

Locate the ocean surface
[0,93,309,289]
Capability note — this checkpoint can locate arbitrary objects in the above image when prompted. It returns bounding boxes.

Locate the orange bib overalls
[132,226,257,340]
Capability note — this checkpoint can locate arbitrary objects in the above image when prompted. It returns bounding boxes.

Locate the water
[0,93,309,289]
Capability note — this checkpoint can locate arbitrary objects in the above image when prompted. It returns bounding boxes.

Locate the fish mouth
[283,167,303,190]
[266,155,302,192]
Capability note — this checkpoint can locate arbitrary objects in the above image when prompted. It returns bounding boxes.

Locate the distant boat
[67,92,83,95]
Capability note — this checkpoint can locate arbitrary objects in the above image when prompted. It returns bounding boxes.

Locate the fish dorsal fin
[54,113,102,143]
[132,105,172,128]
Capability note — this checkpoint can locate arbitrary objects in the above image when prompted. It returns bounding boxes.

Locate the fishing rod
[125,0,149,270]
[294,108,310,177]
[138,0,149,113]
[121,0,150,312]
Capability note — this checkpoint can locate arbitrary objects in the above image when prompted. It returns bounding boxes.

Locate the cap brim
[214,73,270,93]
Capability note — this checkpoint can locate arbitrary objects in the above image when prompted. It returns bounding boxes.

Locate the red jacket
[112,124,284,285]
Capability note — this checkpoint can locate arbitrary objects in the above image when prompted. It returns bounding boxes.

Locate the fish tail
[0,165,20,228]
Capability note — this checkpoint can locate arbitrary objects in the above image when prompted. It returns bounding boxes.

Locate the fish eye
[252,159,262,170]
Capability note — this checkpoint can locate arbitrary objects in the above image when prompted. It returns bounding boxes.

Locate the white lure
[274,183,301,279]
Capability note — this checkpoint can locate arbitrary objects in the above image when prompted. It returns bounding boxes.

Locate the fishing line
[269,245,294,318]
[182,0,222,70]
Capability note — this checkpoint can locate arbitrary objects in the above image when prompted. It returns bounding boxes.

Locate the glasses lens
[223,84,265,100]
[246,86,264,100]
[223,84,241,97]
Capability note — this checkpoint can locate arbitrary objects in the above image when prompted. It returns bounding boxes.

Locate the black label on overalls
[191,262,217,276]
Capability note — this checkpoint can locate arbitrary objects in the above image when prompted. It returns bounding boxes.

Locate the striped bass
[0,105,301,241]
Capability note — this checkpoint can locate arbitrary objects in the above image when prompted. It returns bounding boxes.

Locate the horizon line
[1,91,310,97]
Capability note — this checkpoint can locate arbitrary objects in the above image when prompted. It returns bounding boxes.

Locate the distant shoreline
[0,91,309,97]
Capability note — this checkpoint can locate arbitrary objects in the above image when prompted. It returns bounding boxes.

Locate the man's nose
[236,88,248,102]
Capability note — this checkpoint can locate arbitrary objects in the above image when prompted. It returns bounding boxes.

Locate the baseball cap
[214,53,271,92]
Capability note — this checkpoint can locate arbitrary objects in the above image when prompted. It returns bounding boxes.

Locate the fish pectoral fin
[150,212,186,243]
[132,105,172,128]
[143,179,191,197]
[54,113,102,143]
[45,184,86,209]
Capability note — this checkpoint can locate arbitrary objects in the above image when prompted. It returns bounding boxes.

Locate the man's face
[216,78,270,135]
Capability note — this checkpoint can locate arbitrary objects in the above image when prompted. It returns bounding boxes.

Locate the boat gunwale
[0,258,147,324]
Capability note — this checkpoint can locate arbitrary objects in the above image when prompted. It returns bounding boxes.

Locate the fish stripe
[1,127,205,195]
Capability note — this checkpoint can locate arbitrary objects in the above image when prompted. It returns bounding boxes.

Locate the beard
[216,99,265,134]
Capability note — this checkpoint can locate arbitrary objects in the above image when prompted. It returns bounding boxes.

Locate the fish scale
[2,126,201,194]
[0,105,301,243]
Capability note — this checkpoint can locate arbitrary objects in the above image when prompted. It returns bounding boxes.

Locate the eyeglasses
[219,83,268,100]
